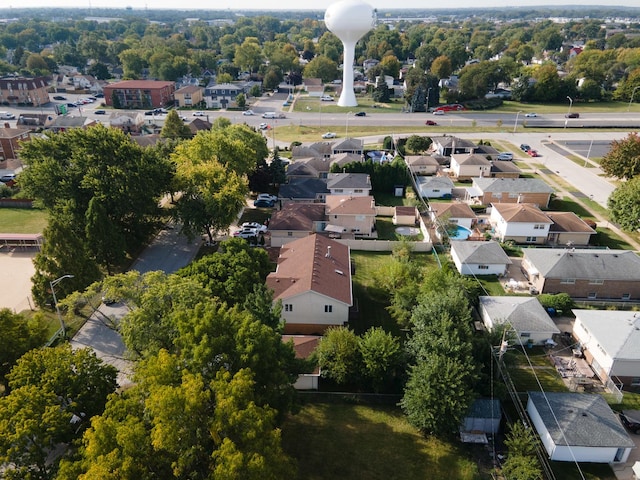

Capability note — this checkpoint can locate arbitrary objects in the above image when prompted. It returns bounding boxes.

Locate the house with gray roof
[465,177,555,207]
[450,241,511,276]
[279,178,330,204]
[489,160,521,178]
[292,142,332,160]
[527,392,635,463]
[450,153,492,180]
[405,155,440,175]
[479,296,560,345]
[331,138,364,155]
[429,136,477,156]
[326,173,371,196]
[521,248,640,300]
[330,152,363,170]
[572,309,640,389]
[416,175,454,198]
[285,159,323,179]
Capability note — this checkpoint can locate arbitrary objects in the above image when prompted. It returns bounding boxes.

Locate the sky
[11,0,640,11]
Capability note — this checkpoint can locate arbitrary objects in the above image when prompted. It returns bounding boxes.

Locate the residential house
[269,203,326,247]
[450,241,511,276]
[330,152,363,170]
[489,203,553,245]
[405,155,440,175]
[188,118,212,136]
[473,143,500,157]
[332,138,364,155]
[450,153,492,180]
[132,134,165,148]
[266,234,352,335]
[325,195,376,237]
[108,111,145,134]
[527,392,634,463]
[16,114,50,130]
[286,156,332,179]
[0,126,31,161]
[546,212,596,246]
[204,82,243,109]
[0,76,49,107]
[174,85,204,108]
[326,173,371,196]
[303,78,324,97]
[488,160,521,178]
[103,80,176,109]
[521,248,640,300]
[393,206,418,226]
[479,296,560,345]
[572,309,640,390]
[428,202,476,230]
[429,136,476,157]
[46,116,97,133]
[67,74,100,93]
[416,175,454,198]
[279,178,330,204]
[466,177,554,207]
[292,142,332,160]
[282,335,321,390]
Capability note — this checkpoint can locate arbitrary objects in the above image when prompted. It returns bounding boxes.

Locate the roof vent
[335,269,344,275]
[325,245,332,258]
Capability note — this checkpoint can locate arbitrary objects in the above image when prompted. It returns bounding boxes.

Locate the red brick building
[103,80,175,109]
[0,126,30,161]
[0,76,49,107]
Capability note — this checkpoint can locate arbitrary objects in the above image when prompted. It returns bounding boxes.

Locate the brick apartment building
[0,76,49,107]
[103,80,175,109]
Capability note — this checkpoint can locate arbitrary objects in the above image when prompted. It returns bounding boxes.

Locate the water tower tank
[325,0,375,107]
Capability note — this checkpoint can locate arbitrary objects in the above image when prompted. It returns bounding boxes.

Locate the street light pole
[50,274,74,339]
[566,96,573,115]
[628,86,640,111]
[345,111,352,138]
[426,87,433,111]
[513,110,522,133]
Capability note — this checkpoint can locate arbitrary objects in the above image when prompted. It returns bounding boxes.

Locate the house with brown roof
[466,177,554,207]
[428,202,477,230]
[405,155,440,175]
[490,203,553,244]
[521,248,640,300]
[282,335,321,390]
[174,85,204,108]
[286,156,332,179]
[292,142,332,160]
[303,78,324,97]
[393,206,418,226]
[430,136,477,156]
[0,126,30,161]
[266,234,353,335]
[189,118,212,136]
[325,195,376,237]
[546,211,596,246]
[450,153,492,180]
[103,80,176,109]
[269,203,326,247]
[0,76,49,107]
[16,114,50,130]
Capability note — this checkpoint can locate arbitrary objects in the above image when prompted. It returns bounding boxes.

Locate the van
[262,112,277,119]
[0,112,15,120]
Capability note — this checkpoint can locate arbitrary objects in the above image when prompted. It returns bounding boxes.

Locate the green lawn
[281,403,482,480]
[0,208,48,233]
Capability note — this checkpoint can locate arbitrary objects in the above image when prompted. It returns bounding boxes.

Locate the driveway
[70,221,201,388]
[0,248,36,312]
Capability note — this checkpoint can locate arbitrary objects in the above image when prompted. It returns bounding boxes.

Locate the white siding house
[450,241,511,276]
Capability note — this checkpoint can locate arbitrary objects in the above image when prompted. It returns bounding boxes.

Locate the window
[533,224,545,229]
[560,278,576,284]
[284,304,293,312]
[493,193,502,199]
[478,265,489,270]
[287,231,293,237]
[622,293,631,300]
[334,189,343,193]
[324,305,333,313]
[588,292,597,299]
[631,377,640,387]
[525,236,537,243]
[354,189,363,193]
[520,332,531,338]
[589,279,604,285]
[432,189,440,193]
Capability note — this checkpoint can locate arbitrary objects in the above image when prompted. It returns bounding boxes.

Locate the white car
[242,110,255,116]
[525,113,537,118]
[321,95,334,101]
[433,110,445,115]
[257,193,278,203]
[322,132,337,139]
[241,222,268,233]
[193,111,206,116]
[233,228,259,239]
[496,152,514,161]
[258,122,268,130]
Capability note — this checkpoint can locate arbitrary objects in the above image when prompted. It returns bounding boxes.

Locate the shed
[462,398,501,435]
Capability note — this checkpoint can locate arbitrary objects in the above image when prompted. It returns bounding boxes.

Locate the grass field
[281,403,483,480]
[0,208,48,233]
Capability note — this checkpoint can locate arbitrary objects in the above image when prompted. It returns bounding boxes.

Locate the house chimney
[325,245,332,258]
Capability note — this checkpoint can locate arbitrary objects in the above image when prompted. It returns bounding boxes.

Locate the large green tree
[161,110,192,139]
[315,326,361,386]
[608,175,640,231]
[303,55,339,83]
[600,132,640,180]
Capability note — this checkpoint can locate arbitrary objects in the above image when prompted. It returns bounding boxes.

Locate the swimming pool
[450,225,472,240]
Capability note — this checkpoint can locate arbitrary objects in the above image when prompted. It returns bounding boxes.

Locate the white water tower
[324,0,376,107]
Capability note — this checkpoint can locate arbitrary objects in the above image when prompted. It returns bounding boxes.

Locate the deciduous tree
[600,132,640,180]
[608,175,640,231]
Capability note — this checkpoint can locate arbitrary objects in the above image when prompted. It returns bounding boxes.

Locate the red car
[425,120,438,126]
[527,149,539,157]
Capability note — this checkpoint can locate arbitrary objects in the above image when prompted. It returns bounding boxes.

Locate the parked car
[0,112,15,120]
[52,95,67,100]
[94,93,104,98]
[524,112,537,118]
[241,222,268,233]
[433,110,445,115]
[322,132,337,139]
[565,112,580,118]
[254,199,275,208]
[425,120,438,126]
[354,111,366,117]
[321,95,334,101]
[66,103,77,108]
[619,412,640,434]
[520,144,531,152]
[94,109,106,115]
[233,228,259,239]
[145,111,154,116]
[0,173,16,186]
[242,110,255,116]
[497,152,514,161]
[527,149,540,157]
[258,122,268,130]
[193,111,206,116]
[257,193,278,203]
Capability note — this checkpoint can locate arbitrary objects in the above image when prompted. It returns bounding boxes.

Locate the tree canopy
[600,132,640,180]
